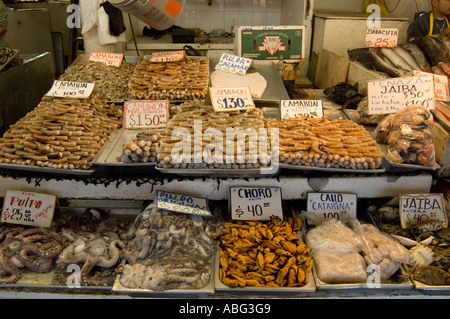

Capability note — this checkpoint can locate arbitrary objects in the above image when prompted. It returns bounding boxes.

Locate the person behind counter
[407,0,450,40]
[0,0,8,47]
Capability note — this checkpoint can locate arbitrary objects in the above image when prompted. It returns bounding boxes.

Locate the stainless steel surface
[0,52,55,130]
[155,166,279,177]
[278,163,386,174]
[92,129,159,170]
[0,163,95,176]
[210,60,290,105]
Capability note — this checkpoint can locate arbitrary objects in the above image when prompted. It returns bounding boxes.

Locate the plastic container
[110,0,184,31]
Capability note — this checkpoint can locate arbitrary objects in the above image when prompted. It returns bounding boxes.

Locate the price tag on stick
[230,186,283,221]
[155,190,211,216]
[365,28,398,47]
[399,194,448,229]
[280,99,323,119]
[123,100,169,129]
[1,190,56,228]
[46,80,95,99]
[304,192,357,226]
[210,87,255,112]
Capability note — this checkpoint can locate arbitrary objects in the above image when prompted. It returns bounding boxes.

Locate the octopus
[0,226,66,285]
[55,229,136,287]
[119,204,221,291]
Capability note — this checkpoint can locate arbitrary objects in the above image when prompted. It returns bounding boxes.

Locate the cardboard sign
[230,186,283,221]
[280,99,323,119]
[1,190,56,228]
[235,26,305,62]
[365,28,398,47]
[399,194,448,229]
[155,190,211,216]
[88,52,124,67]
[123,100,169,129]
[215,53,252,75]
[148,50,186,62]
[210,87,255,112]
[46,80,95,99]
[304,192,357,225]
[367,75,435,115]
[413,70,449,102]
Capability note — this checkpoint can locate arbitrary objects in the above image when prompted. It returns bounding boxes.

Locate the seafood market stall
[0,31,449,300]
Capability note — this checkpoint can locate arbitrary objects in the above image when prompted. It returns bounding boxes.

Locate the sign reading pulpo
[215,53,252,75]
[280,99,324,119]
[123,100,169,129]
[1,190,56,228]
[230,186,283,221]
[305,192,357,225]
[210,87,255,112]
[399,194,448,229]
[155,190,211,216]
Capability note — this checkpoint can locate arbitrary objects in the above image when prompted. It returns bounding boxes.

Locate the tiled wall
[178,0,282,33]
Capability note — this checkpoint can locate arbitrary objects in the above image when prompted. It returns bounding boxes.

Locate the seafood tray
[155,166,279,177]
[92,129,160,171]
[111,260,216,297]
[0,49,19,72]
[278,163,385,174]
[0,162,95,176]
[379,146,440,172]
[209,60,289,105]
[311,265,413,291]
[214,252,316,294]
[412,281,450,293]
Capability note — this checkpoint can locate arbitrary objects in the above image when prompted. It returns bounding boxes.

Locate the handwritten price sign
[399,194,448,229]
[155,190,211,216]
[46,80,95,99]
[230,187,283,221]
[123,100,169,129]
[148,50,186,62]
[365,28,398,47]
[1,190,56,228]
[88,52,124,67]
[210,87,255,112]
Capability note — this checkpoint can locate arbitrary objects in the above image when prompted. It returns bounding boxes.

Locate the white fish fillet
[380,47,413,71]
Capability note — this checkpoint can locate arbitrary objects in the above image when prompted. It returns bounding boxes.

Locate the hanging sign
[304,192,357,225]
[367,75,435,115]
[87,52,124,67]
[1,190,57,228]
[399,194,448,229]
[46,80,95,99]
[148,50,186,62]
[123,100,169,129]
[280,99,324,119]
[365,28,398,47]
[230,186,283,221]
[155,190,211,216]
[210,87,255,112]
[215,53,252,75]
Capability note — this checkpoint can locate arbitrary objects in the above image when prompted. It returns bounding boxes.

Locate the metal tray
[412,280,450,293]
[111,259,216,297]
[210,60,289,105]
[155,165,279,177]
[311,264,413,291]
[278,163,386,174]
[0,162,95,176]
[214,251,316,294]
[92,129,159,170]
[0,49,19,72]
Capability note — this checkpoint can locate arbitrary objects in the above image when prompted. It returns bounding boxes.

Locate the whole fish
[368,49,408,77]
[400,42,430,70]
[392,45,422,70]
[380,47,413,71]
[411,36,450,66]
